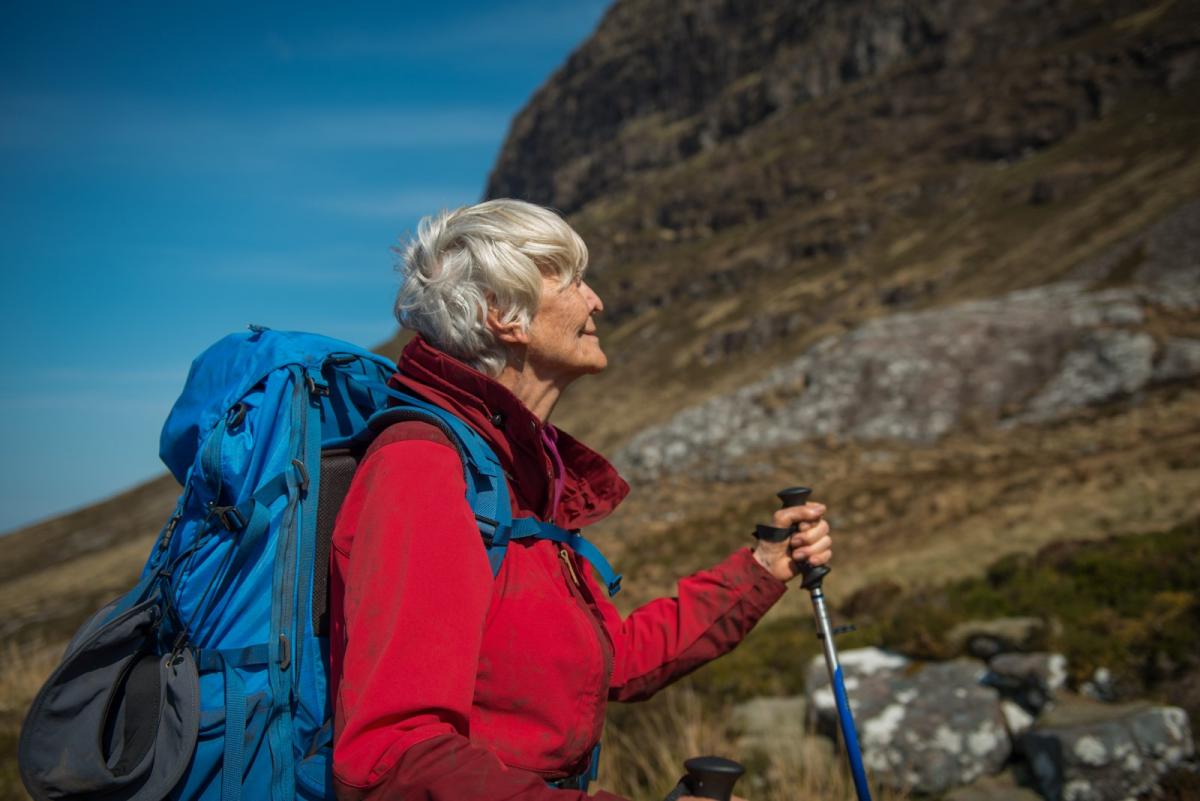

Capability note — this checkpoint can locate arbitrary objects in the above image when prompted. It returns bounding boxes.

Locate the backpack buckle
[291,459,310,495]
[212,505,246,531]
[305,373,330,397]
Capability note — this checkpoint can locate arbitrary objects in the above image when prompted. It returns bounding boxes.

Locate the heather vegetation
[681,518,1200,719]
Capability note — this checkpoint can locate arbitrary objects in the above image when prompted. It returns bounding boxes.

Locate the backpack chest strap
[490,517,622,597]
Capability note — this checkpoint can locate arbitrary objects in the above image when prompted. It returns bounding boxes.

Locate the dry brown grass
[0,639,62,719]
[595,687,907,801]
[0,638,64,801]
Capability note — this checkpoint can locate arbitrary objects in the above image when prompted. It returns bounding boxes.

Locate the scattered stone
[1154,338,1200,383]
[806,653,1009,795]
[943,768,1043,801]
[946,617,1048,659]
[1002,700,1036,738]
[1019,699,1195,801]
[987,652,1069,713]
[730,695,807,753]
[1081,667,1118,703]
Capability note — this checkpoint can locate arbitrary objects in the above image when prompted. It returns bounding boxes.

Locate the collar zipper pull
[559,548,582,588]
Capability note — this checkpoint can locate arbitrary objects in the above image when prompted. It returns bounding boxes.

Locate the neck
[494,360,570,422]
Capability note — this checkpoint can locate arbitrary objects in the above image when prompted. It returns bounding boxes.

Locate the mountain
[2,1,1199,797]
[478,0,1200,607]
[484,0,1200,455]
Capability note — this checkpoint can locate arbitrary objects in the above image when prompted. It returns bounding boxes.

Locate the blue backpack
[19,326,620,801]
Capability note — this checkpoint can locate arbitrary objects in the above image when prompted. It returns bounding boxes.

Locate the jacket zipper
[558,546,614,751]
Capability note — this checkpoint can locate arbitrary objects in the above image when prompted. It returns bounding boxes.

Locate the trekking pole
[666,756,744,801]
[755,487,872,801]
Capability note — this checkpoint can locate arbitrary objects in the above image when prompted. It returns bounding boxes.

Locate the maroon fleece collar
[391,336,630,528]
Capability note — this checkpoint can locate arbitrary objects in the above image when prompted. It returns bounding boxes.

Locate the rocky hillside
[486,0,1200,456]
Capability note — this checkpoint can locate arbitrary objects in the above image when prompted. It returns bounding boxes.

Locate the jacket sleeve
[596,548,788,702]
[330,439,626,801]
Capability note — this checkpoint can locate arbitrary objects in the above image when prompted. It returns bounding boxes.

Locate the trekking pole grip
[776,486,830,591]
[682,756,745,801]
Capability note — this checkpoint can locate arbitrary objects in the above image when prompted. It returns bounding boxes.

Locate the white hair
[394,199,589,376]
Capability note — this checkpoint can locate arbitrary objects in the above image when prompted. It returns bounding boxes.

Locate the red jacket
[329,337,787,800]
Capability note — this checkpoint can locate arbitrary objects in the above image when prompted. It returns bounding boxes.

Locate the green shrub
[684,518,1200,715]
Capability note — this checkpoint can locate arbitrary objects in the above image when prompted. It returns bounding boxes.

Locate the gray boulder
[806,650,1010,795]
[1019,699,1195,801]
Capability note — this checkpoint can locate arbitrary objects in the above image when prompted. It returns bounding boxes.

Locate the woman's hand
[751,501,831,583]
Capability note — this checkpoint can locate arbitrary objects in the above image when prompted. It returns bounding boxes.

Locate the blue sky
[0,0,610,533]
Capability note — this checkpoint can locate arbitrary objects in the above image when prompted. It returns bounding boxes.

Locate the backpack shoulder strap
[357,385,622,596]
[310,396,513,637]
[364,399,515,576]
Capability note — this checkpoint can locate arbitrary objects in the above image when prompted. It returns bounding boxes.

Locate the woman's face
[524,272,607,381]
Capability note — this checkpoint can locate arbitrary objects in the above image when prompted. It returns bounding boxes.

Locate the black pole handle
[682,756,745,801]
[777,486,830,591]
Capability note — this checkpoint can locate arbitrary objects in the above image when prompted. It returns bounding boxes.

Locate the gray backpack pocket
[19,593,199,801]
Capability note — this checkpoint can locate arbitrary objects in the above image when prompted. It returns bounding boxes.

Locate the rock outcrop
[616,200,1200,481]
[617,283,1197,481]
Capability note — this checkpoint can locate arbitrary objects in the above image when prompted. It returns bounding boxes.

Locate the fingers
[791,519,832,564]
[771,502,825,529]
[794,535,832,565]
[789,518,828,547]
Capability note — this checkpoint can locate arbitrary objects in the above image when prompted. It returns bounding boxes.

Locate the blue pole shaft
[808,586,872,801]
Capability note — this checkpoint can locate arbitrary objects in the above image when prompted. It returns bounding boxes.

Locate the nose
[583,280,604,314]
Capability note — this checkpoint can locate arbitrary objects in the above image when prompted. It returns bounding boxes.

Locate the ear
[486,305,530,346]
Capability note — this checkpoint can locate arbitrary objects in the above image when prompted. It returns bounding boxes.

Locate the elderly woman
[328,199,832,801]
